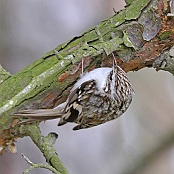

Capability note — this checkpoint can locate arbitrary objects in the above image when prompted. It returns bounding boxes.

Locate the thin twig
[22,153,61,174]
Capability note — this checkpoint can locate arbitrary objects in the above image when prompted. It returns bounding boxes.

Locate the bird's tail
[13,103,65,124]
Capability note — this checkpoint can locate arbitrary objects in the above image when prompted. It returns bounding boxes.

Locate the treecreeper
[14,54,134,130]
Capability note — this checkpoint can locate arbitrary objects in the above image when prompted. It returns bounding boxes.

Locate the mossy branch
[17,124,69,174]
[0,0,174,173]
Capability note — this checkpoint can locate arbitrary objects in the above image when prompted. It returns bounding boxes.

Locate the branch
[21,153,61,174]
[17,124,69,174]
[0,0,174,172]
[0,65,11,84]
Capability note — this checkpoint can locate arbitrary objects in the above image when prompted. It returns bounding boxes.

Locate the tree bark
[0,0,174,173]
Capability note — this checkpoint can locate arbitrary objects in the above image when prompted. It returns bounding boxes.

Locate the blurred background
[1,0,174,174]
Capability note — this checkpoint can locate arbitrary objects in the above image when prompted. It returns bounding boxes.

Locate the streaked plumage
[14,56,134,130]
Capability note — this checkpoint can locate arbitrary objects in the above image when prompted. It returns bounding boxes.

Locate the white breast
[71,67,112,92]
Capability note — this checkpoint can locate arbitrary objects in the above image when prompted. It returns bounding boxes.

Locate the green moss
[125,0,150,20]
[116,45,133,62]
[112,10,126,26]
[125,0,134,5]
[98,21,112,36]
[0,72,32,107]
[84,30,99,42]
[60,37,83,54]
[0,65,11,84]
[31,56,58,77]
[158,31,171,40]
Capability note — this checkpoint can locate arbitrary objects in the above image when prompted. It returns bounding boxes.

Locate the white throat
[71,67,112,93]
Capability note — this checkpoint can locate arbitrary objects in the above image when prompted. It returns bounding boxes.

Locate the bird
[14,54,134,130]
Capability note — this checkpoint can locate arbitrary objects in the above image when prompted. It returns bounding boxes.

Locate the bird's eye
[109,72,113,80]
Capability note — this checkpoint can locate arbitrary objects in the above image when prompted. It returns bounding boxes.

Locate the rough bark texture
[0,0,174,173]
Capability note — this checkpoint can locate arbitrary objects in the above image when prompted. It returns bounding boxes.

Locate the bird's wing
[58,79,96,126]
